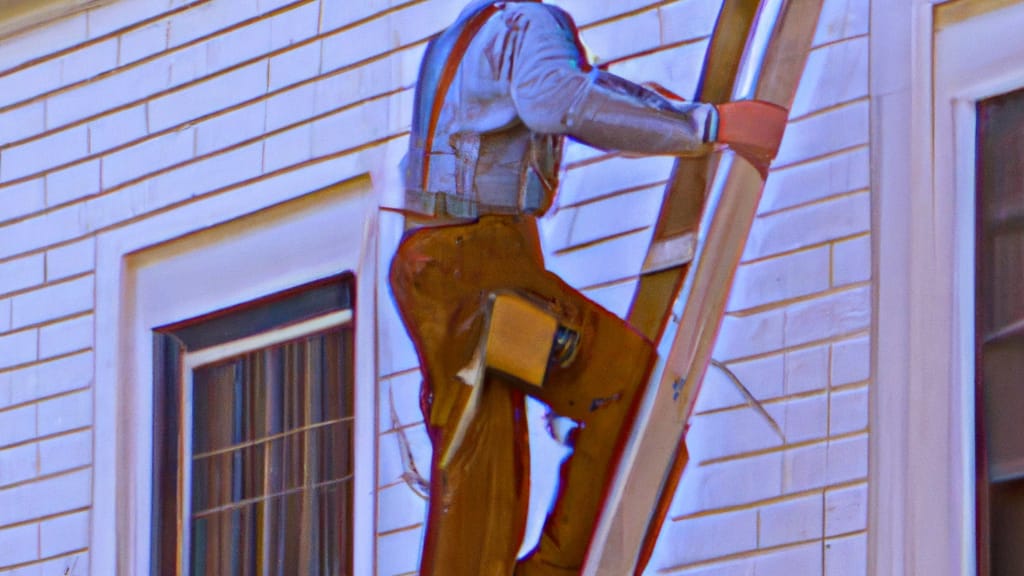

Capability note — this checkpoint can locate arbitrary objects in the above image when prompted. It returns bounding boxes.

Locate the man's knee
[389,231,436,313]
[388,234,417,288]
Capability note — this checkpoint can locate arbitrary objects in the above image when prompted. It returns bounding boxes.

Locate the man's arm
[507,3,785,164]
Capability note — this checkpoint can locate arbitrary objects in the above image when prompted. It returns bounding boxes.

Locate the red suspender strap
[420,3,502,193]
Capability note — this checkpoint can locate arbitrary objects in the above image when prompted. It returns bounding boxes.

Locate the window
[976,87,1024,576]
[152,275,355,576]
[872,3,1024,573]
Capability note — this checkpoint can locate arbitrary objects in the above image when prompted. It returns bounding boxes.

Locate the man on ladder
[388,1,787,573]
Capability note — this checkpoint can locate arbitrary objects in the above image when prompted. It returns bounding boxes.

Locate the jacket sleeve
[508,4,716,156]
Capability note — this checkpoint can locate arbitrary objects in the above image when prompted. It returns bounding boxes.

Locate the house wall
[0,0,870,575]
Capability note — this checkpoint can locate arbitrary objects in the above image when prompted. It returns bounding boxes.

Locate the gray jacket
[403,0,716,219]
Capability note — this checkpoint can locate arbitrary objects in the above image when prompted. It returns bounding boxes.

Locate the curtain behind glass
[190,328,354,576]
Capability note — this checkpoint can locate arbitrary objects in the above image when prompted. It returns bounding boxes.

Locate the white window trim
[871,1,1024,574]
[92,175,379,576]
[183,309,354,369]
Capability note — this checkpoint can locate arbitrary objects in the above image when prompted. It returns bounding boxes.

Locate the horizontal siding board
[658,0,722,45]
[0,522,39,567]
[547,0,662,27]
[543,227,652,289]
[268,38,321,91]
[38,314,93,359]
[0,551,90,576]
[1,125,89,183]
[774,99,869,169]
[0,351,94,411]
[87,0,191,40]
[0,404,37,449]
[36,389,92,437]
[59,38,120,85]
[744,191,870,261]
[0,254,44,297]
[0,12,88,73]
[0,468,92,527]
[148,59,269,133]
[10,275,94,330]
[0,329,37,371]
[761,145,869,215]
[39,508,90,558]
[87,104,148,155]
[813,0,868,46]
[5,1,313,135]
[727,246,832,312]
[0,443,37,488]
[101,127,195,189]
[0,61,61,110]
[166,0,259,47]
[194,101,267,156]
[0,178,45,223]
[556,155,674,208]
[39,431,94,478]
[790,36,869,119]
[608,39,710,102]
[119,20,170,65]
[654,509,759,567]
[46,160,101,207]
[45,57,172,129]
[0,102,45,147]
[582,7,663,63]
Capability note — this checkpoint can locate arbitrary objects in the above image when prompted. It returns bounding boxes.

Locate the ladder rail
[583,0,825,573]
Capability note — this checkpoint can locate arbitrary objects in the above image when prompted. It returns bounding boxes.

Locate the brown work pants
[389,215,655,575]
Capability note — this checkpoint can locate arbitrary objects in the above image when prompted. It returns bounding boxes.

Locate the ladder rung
[641,233,698,274]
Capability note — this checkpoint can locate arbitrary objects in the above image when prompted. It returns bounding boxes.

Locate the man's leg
[390,215,655,574]
[419,381,530,575]
[390,219,536,575]
[515,303,655,575]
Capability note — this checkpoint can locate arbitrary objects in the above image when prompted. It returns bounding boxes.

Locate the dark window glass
[977,88,1024,576]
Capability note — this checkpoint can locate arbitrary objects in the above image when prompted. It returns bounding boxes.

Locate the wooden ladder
[583,0,826,573]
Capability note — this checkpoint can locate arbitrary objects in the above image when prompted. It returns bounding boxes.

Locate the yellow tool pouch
[485,292,561,388]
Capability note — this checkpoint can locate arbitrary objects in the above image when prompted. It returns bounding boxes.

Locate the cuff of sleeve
[703,104,719,143]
